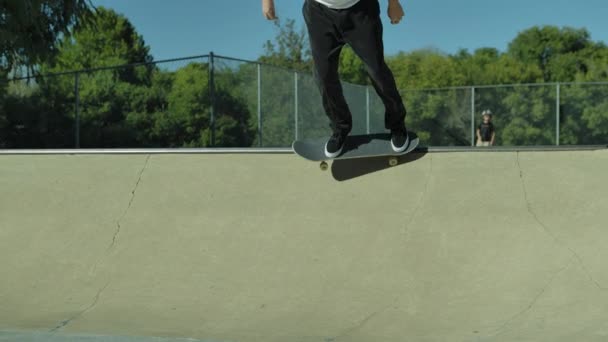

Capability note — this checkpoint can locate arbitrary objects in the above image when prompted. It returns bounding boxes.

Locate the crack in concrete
[108,155,151,251]
[50,281,111,333]
[63,158,147,333]
[516,152,605,291]
[329,305,392,341]
[89,155,151,278]
[402,154,433,239]
[491,258,573,337]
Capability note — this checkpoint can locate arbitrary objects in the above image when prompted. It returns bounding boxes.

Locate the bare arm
[490,132,496,146]
[262,0,277,20]
[387,0,405,24]
[476,129,481,142]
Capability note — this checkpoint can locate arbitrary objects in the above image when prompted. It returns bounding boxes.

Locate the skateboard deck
[293,132,419,169]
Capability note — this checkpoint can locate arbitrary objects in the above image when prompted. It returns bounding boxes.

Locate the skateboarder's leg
[342,0,406,132]
[303,0,352,135]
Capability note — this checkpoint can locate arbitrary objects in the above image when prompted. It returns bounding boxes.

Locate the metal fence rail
[2,54,608,149]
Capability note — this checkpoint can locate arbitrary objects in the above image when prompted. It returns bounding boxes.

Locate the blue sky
[91,0,607,62]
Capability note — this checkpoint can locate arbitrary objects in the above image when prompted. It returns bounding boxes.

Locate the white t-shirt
[314,0,361,9]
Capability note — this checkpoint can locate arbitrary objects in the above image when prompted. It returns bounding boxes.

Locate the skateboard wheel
[388,157,398,166]
[320,161,329,171]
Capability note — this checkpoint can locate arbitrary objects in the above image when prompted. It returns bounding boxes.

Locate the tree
[388,49,465,89]
[144,63,253,147]
[43,6,152,75]
[508,26,593,82]
[260,19,312,72]
[1,0,92,147]
[124,69,174,147]
[34,7,154,147]
[256,19,314,144]
[452,48,498,86]
[0,7,153,148]
[338,46,368,85]
[0,70,7,147]
[0,0,93,73]
[383,49,469,145]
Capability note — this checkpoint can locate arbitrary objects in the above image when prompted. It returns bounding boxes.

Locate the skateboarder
[262,0,409,158]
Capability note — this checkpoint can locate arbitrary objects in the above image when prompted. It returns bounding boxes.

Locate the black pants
[303,0,407,135]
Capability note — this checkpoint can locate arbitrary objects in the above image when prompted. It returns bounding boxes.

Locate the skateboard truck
[319,156,398,171]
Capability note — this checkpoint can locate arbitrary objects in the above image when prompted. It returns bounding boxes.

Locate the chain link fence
[1,54,607,148]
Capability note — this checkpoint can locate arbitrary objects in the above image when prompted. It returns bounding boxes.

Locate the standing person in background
[262,0,410,158]
[476,110,496,147]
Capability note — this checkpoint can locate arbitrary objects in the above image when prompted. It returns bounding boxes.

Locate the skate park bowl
[1,145,608,342]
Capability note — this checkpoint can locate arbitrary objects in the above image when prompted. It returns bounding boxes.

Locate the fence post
[556,83,560,146]
[294,72,299,141]
[257,63,262,147]
[471,86,476,147]
[366,86,370,134]
[75,72,80,148]
[209,52,216,147]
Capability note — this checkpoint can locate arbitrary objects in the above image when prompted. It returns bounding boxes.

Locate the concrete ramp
[1,150,607,341]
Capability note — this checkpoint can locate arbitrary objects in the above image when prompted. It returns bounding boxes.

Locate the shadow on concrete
[331,149,429,182]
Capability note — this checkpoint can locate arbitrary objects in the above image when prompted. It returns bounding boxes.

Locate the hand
[262,0,278,20]
[387,0,405,24]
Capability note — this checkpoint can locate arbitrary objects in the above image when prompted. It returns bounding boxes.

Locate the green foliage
[508,26,596,82]
[380,26,608,146]
[0,0,92,147]
[0,71,6,147]
[388,49,465,89]
[162,63,210,146]
[3,16,608,148]
[338,46,368,85]
[147,63,253,147]
[259,19,311,72]
[43,7,152,74]
[2,76,74,148]
[1,7,254,148]
[255,65,299,146]
[578,46,608,81]
[560,84,608,145]
[0,0,93,72]
[34,7,154,147]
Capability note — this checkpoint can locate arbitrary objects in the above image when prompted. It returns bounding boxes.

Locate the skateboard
[293,132,420,171]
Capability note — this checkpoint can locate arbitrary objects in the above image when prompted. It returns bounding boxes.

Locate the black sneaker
[391,129,409,153]
[325,131,348,158]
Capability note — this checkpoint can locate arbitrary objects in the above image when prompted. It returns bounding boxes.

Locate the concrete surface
[0,330,207,342]
[0,150,607,342]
